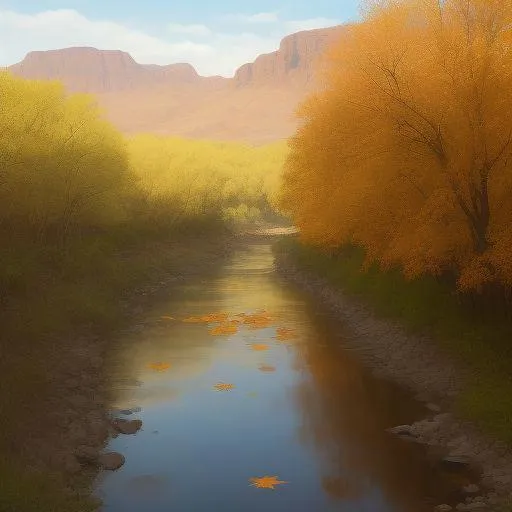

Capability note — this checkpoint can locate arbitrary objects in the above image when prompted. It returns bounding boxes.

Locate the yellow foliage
[280,0,512,291]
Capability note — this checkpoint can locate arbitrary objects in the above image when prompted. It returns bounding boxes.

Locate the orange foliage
[280,0,512,291]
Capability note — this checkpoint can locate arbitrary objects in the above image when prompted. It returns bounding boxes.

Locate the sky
[0,0,362,77]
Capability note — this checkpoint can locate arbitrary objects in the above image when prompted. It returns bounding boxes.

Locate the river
[94,240,470,511]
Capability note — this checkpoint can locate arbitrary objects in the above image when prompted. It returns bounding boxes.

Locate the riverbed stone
[441,455,472,469]
[463,484,480,494]
[74,445,98,463]
[386,425,415,437]
[98,452,125,471]
[112,418,142,435]
[435,505,453,511]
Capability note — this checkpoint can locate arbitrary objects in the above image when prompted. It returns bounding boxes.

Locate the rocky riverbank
[12,234,235,510]
[274,251,512,512]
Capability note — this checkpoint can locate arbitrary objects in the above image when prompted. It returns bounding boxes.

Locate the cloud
[284,17,341,33]
[168,23,211,37]
[0,9,339,77]
[219,12,279,24]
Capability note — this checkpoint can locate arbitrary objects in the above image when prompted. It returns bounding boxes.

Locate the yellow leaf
[147,362,171,372]
[209,323,238,336]
[250,343,269,351]
[249,475,288,489]
[213,382,235,391]
[275,327,298,342]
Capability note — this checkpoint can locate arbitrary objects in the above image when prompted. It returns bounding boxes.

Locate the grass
[0,219,232,512]
[275,237,512,444]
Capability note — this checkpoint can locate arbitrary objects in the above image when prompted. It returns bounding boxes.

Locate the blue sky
[0,0,361,76]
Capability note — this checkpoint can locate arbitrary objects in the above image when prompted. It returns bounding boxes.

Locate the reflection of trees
[293,326,451,511]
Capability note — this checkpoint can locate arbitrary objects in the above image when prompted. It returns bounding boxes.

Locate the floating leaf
[213,382,235,391]
[275,327,298,342]
[249,475,288,489]
[209,322,238,336]
[147,362,171,372]
[250,343,269,352]
[182,312,230,324]
[242,311,274,330]
[182,316,204,323]
[258,364,276,372]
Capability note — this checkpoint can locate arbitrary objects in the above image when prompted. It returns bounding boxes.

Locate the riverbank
[274,238,512,511]
[0,231,235,512]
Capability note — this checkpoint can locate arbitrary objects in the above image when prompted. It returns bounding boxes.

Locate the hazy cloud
[219,12,279,24]
[167,23,212,37]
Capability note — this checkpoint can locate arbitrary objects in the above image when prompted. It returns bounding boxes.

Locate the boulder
[98,452,125,471]
[112,418,142,435]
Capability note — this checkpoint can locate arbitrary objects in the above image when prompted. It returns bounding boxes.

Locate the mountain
[7,26,346,143]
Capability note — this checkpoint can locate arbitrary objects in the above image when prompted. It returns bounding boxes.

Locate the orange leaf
[249,475,288,489]
[213,382,235,391]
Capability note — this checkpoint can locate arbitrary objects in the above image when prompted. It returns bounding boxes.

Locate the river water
[95,240,469,512]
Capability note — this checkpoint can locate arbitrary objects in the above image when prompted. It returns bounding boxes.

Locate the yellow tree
[280,0,512,290]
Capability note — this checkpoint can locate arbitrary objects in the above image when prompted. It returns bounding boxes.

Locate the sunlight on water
[96,242,462,512]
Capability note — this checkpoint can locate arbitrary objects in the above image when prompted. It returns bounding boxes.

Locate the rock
[98,452,125,471]
[427,403,442,413]
[463,484,480,494]
[435,505,453,511]
[386,425,416,438]
[74,446,98,463]
[455,503,488,510]
[441,455,472,469]
[112,418,142,435]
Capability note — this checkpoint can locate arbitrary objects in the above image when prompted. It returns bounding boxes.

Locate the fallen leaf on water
[213,382,235,391]
[275,327,298,342]
[242,311,274,330]
[249,475,288,489]
[147,362,171,372]
[258,364,276,372]
[250,343,269,352]
[209,323,238,336]
[182,316,204,323]
[183,312,229,323]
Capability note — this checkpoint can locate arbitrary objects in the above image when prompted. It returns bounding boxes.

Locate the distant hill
[8,26,347,143]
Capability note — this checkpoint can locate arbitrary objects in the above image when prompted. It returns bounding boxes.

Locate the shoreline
[274,250,512,511]
[6,234,236,511]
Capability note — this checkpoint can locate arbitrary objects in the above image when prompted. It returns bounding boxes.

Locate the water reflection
[97,242,461,511]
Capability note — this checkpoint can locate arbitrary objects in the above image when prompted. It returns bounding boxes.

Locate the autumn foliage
[280,0,512,294]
